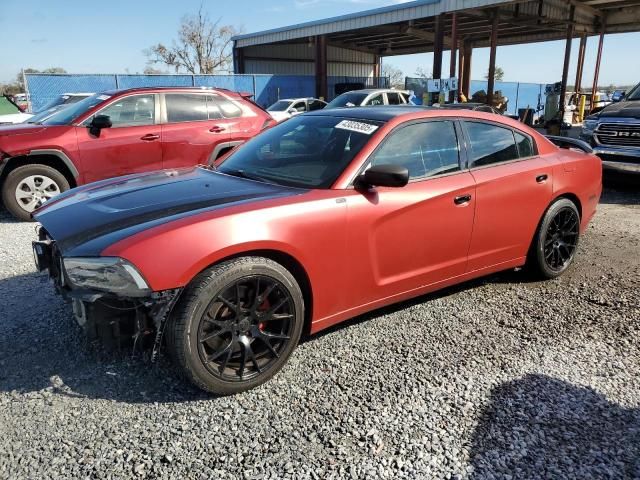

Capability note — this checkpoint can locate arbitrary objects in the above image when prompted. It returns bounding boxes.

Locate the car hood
[0,123,48,136]
[34,167,305,255]
[597,100,640,119]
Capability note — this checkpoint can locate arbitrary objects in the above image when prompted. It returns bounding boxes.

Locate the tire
[2,164,70,221]
[167,257,304,395]
[528,198,581,279]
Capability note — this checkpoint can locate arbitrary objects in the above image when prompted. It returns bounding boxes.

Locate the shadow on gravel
[0,271,208,404]
[468,374,640,479]
[601,173,640,205]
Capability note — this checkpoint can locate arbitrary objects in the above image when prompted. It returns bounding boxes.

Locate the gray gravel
[0,183,639,479]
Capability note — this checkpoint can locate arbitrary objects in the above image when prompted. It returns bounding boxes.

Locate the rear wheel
[2,164,69,221]
[167,257,304,395]
[529,198,580,279]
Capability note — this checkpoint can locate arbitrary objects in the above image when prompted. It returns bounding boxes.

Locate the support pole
[315,35,328,100]
[591,18,606,113]
[559,5,575,122]
[373,54,381,84]
[233,45,245,74]
[457,38,465,100]
[574,34,587,95]
[486,11,499,106]
[432,14,444,104]
[449,13,458,103]
[462,40,472,100]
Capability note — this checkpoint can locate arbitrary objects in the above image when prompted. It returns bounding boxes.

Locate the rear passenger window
[466,122,519,167]
[515,131,535,158]
[166,94,208,123]
[369,121,460,180]
[387,92,401,105]
[209,95,242,118]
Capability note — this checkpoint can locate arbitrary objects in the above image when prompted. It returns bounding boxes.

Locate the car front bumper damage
[33,227,182,358]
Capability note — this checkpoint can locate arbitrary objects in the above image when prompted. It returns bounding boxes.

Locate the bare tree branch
[144,6,240,74]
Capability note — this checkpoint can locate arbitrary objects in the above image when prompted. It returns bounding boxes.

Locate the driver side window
[97,95,155,127]
[369,121,461,181]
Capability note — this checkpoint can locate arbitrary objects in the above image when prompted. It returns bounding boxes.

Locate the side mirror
[89,114,112,136]
[355,164,409,189]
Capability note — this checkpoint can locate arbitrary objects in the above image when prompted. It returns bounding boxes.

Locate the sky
[1,0,639,87]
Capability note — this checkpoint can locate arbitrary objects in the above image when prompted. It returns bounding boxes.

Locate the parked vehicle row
[2,84,542,222]
[32,106,602,394]
[0,87,274,220]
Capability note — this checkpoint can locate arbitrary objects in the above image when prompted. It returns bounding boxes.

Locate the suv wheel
[2,164,70,221]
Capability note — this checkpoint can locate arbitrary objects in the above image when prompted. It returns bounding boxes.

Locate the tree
[143,66,168,74]
[414,66,431,78]
[145,7,239,74]
[381,63,405,89]
[485,66,505,82]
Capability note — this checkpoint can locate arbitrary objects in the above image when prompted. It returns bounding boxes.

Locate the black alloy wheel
[530,198,581,279]
[168,257,304,395]
[197,275,295,382]
[542,206,579,271]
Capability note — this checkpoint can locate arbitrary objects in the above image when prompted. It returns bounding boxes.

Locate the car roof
[341,89,406,94]
[100,86,244,96]
[305,105,433,121]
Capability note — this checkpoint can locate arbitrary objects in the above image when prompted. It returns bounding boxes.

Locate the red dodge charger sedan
[32,107,602,394]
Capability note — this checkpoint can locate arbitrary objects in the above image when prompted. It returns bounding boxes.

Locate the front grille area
[595,123,640,148]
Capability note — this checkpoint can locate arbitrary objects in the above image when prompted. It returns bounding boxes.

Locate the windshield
[39,94,111,125]
[26,105,66,124]
[626,82,640,101]
[36,94,88,113]
[267,100,292,112]
[218,115,382,189]
[326,92,369,109]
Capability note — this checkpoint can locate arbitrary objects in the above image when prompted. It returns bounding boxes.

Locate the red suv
[0,87,273,220]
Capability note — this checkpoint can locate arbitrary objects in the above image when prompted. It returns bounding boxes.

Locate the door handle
[209,126,226,133]
[536,174,548,183]
[140,133,160,141]
[454,194,472,205]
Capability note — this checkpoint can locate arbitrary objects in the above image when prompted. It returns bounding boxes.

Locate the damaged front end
[33,226,182,358]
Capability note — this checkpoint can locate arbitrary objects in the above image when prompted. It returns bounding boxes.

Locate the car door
[345,120,476,305]
[160,93,232,169]
[462,120,553,271]
[76,93,162,183]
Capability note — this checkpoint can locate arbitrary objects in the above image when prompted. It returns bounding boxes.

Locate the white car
[267,98,327,122]
[325,89,414,109]
[0,95,32,125]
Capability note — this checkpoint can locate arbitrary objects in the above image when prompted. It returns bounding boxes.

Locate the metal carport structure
[233,0,640,113]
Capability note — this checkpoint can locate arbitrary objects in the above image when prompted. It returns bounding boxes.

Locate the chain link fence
[24,73,390,112]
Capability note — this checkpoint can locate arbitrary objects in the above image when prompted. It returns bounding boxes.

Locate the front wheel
[2,164,70,221]
[529,198,581,279]
[167,257,304,395]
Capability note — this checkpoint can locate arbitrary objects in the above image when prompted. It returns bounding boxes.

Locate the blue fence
[24,73,389,112]
[405,77,546,118]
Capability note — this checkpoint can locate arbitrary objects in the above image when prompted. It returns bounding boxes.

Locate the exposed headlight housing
[63,257,151,297]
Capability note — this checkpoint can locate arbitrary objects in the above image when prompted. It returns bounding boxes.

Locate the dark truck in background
[580,81,640,174]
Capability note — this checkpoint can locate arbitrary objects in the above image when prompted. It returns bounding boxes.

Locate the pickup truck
[580,81,640,174]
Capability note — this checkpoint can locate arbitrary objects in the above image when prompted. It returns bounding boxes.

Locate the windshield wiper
[219,168,274,184]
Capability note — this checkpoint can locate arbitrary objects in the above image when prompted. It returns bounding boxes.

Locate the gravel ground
[0,180,639,479]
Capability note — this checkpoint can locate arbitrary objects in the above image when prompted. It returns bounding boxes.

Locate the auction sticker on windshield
[335,120,379,135]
